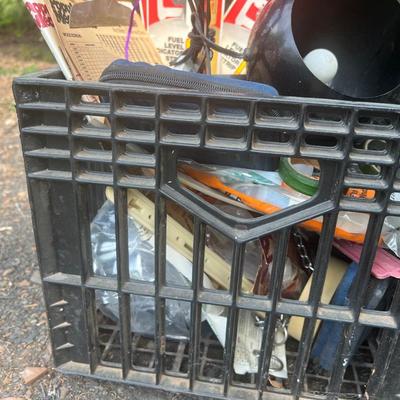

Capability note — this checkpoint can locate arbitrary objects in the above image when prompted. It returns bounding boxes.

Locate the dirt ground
[0,33,184,400]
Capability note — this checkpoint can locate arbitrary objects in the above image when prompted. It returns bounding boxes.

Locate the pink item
[334,239,400,279]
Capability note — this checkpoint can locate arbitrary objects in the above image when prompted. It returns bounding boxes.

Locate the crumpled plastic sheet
[382,216,400,258]
[179,160,400,257]
[91,201,191,337]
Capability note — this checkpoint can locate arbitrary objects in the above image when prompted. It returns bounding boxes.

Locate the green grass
[0,0,33,31]
[18,40,55,63]
[0,64,40,77]
[0,27,55,64]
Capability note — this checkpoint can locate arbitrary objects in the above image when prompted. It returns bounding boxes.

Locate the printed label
[224,0,268,29]
[25,1,54,28]
[48,0,72,24]
[141,0,184,28]
[219,0,272,74]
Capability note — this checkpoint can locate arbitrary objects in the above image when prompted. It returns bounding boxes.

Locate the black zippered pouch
[100,59,278,97]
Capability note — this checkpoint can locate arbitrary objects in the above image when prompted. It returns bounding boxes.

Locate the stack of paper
[45,0,161,80]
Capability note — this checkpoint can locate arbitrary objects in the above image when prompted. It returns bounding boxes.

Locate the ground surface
[0,32,184,400]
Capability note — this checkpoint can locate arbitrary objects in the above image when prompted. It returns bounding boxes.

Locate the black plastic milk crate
[13,69,400,400]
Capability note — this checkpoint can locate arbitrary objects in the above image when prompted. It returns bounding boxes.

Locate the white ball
[303,49,338,85]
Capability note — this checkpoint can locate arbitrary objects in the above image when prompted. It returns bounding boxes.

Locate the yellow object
[234,60,247,75]
[105,187,253,293]
[288,257,348,341]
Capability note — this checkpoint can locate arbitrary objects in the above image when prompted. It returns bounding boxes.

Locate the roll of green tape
[279,158,319,196]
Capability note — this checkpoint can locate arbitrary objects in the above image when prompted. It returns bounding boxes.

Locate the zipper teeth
[100,70,242,94]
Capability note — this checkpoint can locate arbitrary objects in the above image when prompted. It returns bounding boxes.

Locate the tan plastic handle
[105,187,254,293]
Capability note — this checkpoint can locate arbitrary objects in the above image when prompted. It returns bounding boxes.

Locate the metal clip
[274,318,288,346]
[253,313,265,327]
[252,314,288,345]
[252,350,284,372]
